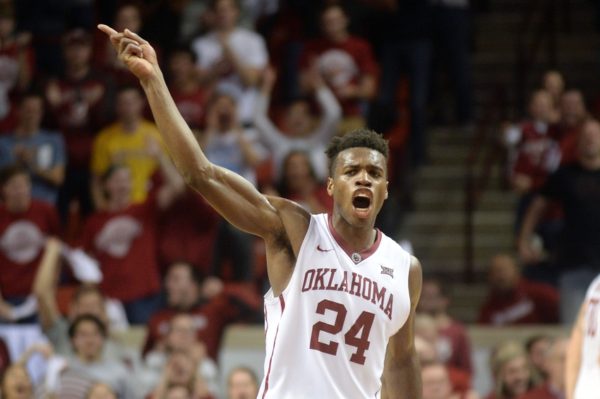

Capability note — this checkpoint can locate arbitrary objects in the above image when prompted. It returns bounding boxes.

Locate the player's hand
[97,24,158,82]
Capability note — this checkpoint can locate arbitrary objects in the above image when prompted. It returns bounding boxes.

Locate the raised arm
[517,195,548,264]
[566,300,586,399]
[97,25,282,238]
[32,237,63,332]
[382,256,422,399]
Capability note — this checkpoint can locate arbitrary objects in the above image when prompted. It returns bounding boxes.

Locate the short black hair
[68,314,107,339]
[167,261,204,287]
[325,129,389,175]
[168,42,197,63]
[0,165,28,188]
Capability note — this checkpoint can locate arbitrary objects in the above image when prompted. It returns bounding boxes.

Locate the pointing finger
[97,24,118,37]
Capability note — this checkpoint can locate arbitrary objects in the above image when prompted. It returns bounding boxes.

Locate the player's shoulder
[264,195,311,240]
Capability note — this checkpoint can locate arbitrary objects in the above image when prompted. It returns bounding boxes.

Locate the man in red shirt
[518,337,567,399]
[0,165,60,322]
[45,29,115,220]
[418,277,473,374]
[143,261,262,360]
[478,254,559,325]
[299,3,378,130]
[81,145,184,324]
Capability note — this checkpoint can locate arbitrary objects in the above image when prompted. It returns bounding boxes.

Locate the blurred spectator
[0,363,34,399]
[81,155,185,324]
[15,0,95,73]
[551,90,588,165]
[91,85,164,209]
[502,90,562,263]
[519,119,600,324]
[200,90,267,281]
[140,314,219,398]
[487,341,536,399]
[227,366,259,399]
[477,254,559,325]
[518,338,567,399]
[431,0,473,126]
[525,335,551,383]
[33,237,139,367]
[148,350,213,399]
[418,277,473,374]
[503,90,561,198]
[143,262,262,360]
[191,0,269,124]
[45,28,115,220]
[541,71,564,122]
[414,333,472,396]
[158,190,218,276]
[299,3,378,132]
[254,67,341,181]
[369,0,433,167]
[0,166,60,322]
[167,45,208,132]
[0,92,66,205]
[86,382,118,399]
[268,150,333,214]
[57,314,136,399]
[0,2,34,133]
[421,361,479,399]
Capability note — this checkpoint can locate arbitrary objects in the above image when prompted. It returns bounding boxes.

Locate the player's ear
[385,181,388,199]
[326,177,334,196]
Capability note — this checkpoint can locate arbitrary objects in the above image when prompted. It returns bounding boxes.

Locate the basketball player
[97,25,422,399]
[566,273,600,399]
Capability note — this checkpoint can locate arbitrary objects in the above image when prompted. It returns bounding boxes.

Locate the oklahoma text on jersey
[301,267,394,320]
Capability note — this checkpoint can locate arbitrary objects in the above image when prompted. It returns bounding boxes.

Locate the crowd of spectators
[0,0,590,398]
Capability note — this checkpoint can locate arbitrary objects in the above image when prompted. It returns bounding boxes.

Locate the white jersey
[258,213,412,399]
[574,274,600,399]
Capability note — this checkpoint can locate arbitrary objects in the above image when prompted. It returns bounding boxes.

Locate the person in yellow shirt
[91,85,164,208]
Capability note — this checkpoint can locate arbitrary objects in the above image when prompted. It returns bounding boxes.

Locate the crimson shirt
[439,320,473,374]
[143,284,262,360]
[478,279,559,325]
[158,190,218,275]
[300,36,378,116]
[171,88,207,130]
[511,122,561,191]
[82,197,161,302]
[45,69,113,169]
[0,200,60,297]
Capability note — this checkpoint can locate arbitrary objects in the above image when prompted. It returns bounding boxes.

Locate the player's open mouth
[352,196,371,209]
[352,191,372,218]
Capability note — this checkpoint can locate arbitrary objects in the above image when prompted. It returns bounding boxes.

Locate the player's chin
[351,205,374,221]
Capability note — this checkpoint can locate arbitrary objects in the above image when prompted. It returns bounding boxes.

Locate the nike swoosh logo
[317,245,333,252]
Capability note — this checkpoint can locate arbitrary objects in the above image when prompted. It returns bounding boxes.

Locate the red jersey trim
[327,214,382,263]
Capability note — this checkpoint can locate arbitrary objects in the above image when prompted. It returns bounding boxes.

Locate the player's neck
[330,213,376,253]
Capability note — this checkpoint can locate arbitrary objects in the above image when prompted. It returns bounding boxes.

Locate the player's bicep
[189,163,283,238]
